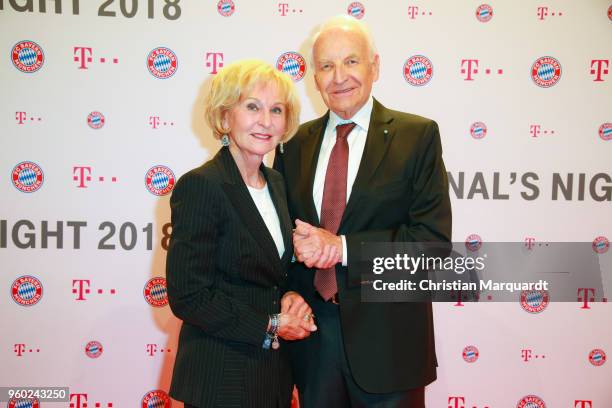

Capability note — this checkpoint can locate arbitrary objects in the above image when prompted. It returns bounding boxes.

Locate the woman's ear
[222,110,230,131]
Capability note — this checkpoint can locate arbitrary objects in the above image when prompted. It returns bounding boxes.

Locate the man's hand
[293,219,342,269]
[277,291,317,340]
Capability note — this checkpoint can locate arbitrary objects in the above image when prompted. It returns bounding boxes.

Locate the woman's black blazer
[166,146,294,407]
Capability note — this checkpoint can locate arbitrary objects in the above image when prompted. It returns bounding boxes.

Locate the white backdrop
[1,1,611,407]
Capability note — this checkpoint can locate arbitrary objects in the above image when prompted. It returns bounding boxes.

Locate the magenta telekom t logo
[537,6,563,20]
[521,349,532,361]
[448,396,465,408]
[577,288,595,309]
[205,52,224,74]
[461,59,478,80]
[70,394,115,408]
[461,59,503,80]
[72,279,90,300]
[72,279,117,300]
[278,3,289,15]
[590,59,609,82]
[15,111,42,124]
[74,46,119,69]
[407,6,419,19]
[14,343,25,356]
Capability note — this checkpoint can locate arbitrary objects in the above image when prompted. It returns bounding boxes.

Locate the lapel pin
[383,129,388,134]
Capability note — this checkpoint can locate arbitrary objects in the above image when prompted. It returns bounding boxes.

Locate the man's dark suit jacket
[167,146,294,407]
[274,99,452,393]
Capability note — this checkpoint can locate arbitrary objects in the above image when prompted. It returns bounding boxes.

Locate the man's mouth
[332,87,356,95]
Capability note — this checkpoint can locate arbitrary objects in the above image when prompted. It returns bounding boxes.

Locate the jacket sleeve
[166,171,269,346]
[344,121,452,287]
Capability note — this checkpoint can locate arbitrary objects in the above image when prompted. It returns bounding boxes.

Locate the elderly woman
[166,60,316,408]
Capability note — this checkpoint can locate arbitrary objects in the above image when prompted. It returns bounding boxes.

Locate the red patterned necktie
[314,122,356,301]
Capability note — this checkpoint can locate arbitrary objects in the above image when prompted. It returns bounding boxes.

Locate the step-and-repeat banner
[1,1,611,407]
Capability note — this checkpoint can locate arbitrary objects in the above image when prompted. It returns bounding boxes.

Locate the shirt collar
[328,96,373,133]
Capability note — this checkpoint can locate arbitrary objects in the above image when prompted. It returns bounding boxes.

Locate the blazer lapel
[299,114,329,227]
[340,99,395,231]
[216,147,283,277]
[264,167,293,266]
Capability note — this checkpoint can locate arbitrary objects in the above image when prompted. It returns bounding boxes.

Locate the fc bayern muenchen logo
[11,276,43,306]
[141,389,172,408]
[8,397,40,408]
[277,52,306,82]
[599,123,611,141]
[462,345,479,363]
[144,277,168,307]
[531,56,562,88]
[465,234,482,252]
[476,4,493,22]
[217,0,235,16]
[11,40,44,73]
[589,348,606,366]
[403,55,433,86]
[470,122,487,139]
[147,47,178,79]
[145,165,175,196]
[11,161,44,193]
[520,290,549,313]
[347,2,365,19]
[608,5,612,21]
[517,395,546,408]
[592,236,609,254]
[87,111,105,129]
[85,340,104,358]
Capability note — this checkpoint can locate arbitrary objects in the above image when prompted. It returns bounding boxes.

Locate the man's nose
[333,65,347,83]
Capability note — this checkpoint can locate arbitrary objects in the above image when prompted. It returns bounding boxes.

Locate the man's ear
[372,54,380,82]
[314,72,321,92]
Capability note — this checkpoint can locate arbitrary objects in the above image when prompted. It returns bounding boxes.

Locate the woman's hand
[277,312,317,340]
[276,291,317,340]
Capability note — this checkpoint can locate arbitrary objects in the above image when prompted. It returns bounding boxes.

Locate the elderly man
[275,16,452,407]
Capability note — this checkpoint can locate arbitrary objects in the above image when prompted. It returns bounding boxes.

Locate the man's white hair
[310,15,378,66]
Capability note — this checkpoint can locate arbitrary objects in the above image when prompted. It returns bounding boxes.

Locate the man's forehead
[313,28,369,58]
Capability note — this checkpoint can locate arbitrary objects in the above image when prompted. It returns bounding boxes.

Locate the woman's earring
[221,134,230,147]
[279,142,284,154]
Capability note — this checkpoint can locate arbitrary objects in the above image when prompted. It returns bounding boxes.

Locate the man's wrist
[340,235,347,266]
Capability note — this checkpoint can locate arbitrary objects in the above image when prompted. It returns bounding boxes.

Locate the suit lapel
[299,114,329,227]
[215,147,283,277]
[340,99,395,231]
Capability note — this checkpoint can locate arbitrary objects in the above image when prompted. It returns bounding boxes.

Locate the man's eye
[347,59,358,65]
[320,64,331,70]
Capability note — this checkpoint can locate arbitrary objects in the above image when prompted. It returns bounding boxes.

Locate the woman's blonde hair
[204,59,301,141]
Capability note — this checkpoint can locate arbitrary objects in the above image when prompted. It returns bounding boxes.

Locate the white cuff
[341,235,348,267]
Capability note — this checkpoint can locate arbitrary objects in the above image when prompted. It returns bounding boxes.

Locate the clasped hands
[275,220,342,341]
[293,219,342,269]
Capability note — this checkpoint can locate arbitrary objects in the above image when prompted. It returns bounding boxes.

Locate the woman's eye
[247,103,258,111]
[272,107,283,114]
